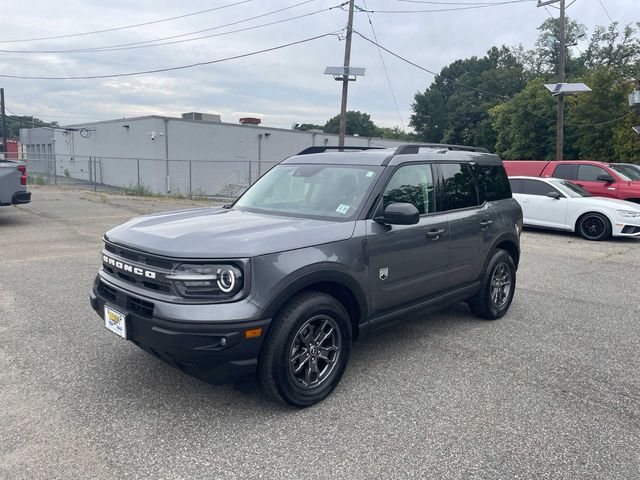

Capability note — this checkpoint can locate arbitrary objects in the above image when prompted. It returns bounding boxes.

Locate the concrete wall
[21,116,410,196]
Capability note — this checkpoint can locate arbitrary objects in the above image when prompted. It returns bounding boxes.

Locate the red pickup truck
[503,160,640,203]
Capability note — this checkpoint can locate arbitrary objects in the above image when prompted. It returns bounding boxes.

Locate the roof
[282,144,502,166]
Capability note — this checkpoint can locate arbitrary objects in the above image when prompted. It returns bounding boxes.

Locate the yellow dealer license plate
[104,305,127,339]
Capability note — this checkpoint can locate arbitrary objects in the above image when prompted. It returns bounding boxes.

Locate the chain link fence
[21,153,278,200]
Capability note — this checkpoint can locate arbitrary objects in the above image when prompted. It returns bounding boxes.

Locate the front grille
[621,225,640,234]
[103,242,174,294]
[98,279,155,318]
[127,296,155,318]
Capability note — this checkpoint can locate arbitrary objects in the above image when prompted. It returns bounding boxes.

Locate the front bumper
[91,275,270,384]
[613,221,640,237]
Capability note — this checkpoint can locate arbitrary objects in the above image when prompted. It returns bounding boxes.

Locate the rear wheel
[469,249,516,320]
[577,212,611,241]
[258,291,351,408]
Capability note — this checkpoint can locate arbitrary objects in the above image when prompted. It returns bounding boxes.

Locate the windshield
[610,164,640,181]
[234,164,383,220]
[556,180,592,198]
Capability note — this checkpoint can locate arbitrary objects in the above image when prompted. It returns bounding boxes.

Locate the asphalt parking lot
[1,186,639,479]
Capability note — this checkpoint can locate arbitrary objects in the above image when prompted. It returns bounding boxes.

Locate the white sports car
[508,176,640,241]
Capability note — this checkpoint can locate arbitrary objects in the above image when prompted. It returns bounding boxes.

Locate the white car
[508,176,640,241]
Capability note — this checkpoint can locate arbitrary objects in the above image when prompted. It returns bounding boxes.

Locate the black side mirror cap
[547,191,561,199]
[375,202,420,225]
[597,174,615,183]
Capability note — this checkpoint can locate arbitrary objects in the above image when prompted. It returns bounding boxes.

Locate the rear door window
[520,179,561,196]
[440,163,480,211]
[552,164,578,180]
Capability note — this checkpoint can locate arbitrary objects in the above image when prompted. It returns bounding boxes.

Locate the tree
[378,126,411,140]
[490,79,557,159]
[323,111,380,137]
[531,17,587,78]
[410,46,526,150]
[2,116,58,137]
[565,68,629,161]
[581,23,640,77]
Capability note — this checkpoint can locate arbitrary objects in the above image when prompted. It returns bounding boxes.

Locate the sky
[0,0,637,130]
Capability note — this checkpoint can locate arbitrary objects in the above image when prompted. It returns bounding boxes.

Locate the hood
[579,196,640,211]
[105,207,356,259]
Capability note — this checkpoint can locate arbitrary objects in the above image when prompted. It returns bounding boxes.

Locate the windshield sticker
[336,204,350,215]
[366,171,375,177]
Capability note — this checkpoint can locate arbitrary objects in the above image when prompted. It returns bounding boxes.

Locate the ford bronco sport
[90,144,522,407]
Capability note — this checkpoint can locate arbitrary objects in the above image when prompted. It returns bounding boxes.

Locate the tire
[258,291,352,408]
[469,249,516,320]
[576,212,612,241]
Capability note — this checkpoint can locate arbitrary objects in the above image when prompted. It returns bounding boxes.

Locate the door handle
[426,228,445,240]
[480,219,493,230]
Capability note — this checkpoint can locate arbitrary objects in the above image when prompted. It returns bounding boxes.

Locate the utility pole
[538,0,566,160]
[338,0,355,148]
[0,88,7,155]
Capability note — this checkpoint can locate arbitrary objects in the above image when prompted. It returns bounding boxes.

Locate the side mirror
[375,202,420,225]
[597,174,615,183]
[546,191,561,200]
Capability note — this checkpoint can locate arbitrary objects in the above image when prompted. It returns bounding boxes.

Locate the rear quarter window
[472,164,512,201]
[552,164,578,180]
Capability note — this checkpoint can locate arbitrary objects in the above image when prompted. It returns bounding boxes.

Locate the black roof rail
[393,143,489,154]
[296,146,386,155]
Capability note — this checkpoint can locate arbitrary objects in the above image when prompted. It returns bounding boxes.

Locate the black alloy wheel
[578,213,611,241]
[489,262,512,310]
[258,291,351,408]
[468,248,516,320]
[288,315,341,389]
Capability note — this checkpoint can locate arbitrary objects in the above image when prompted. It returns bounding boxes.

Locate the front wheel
[469,249,516,320]
[577,212,611,241]
[258,291,351,408]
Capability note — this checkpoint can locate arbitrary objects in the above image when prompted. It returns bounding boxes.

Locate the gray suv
[90,144,522,407]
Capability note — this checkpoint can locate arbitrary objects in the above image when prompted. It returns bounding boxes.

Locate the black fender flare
[260,264,369,327]
[483,231,520,273]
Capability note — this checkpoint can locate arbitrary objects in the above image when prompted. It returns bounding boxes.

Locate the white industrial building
[20,114,409,197]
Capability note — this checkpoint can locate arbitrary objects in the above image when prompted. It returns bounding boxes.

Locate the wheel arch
[261,269,369,341]
[488,232,520,270]
[574,209,613,233]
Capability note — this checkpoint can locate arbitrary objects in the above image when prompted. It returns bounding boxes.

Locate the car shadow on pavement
[523,226,640,243]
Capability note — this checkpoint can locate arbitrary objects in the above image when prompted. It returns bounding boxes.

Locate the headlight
[166,264,243,299]
[617,210,640,218]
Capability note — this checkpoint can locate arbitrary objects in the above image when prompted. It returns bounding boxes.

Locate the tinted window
[553,164,577,180]
[577,165,609,182]
[382,164,435,215]
[472,164,511,201]
[441,163,480,211]
[520,179,561,196]
[508,178,522,193]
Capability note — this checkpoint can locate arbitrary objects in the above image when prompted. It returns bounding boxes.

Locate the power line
[595,0,622,35]
[398,0,528,4]
[352,30,509,99]
[355,0,536,14]
[0,5,340,54]
[1,0,319,54]
[361,0,405,130]
[0,0,253,44]
[0,32,340,80]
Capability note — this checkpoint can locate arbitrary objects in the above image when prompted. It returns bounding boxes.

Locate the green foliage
[28,175,47,185]
[3,115,58,137]
[124,183,153,197]
[323,111,380,137]
[378,126,412,140]
[490,79,557,160]
[410,17,640,162]
[410,46,526,151]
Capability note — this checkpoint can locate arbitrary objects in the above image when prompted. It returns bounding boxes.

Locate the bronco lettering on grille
[103,254,157,279]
